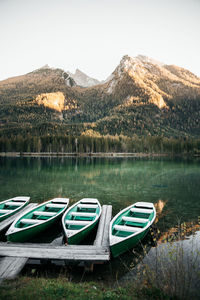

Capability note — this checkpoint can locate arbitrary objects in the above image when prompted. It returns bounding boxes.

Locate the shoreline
[0,152,198,158]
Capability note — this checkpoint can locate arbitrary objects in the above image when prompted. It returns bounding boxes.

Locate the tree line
[0,134,199,154]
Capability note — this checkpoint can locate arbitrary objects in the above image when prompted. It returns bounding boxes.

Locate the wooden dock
[0,205,112,282]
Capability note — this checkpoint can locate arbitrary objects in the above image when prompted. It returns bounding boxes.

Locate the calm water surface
[1,157,199,226]
[0,157,200,282]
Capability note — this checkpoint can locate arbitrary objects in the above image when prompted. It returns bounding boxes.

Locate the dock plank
[0,257,27,280]
[0,245,109,261]
[0,243,107,250]
[0,203,38,232]
[84,205,112,271]
[102,205,112,246]
[94,205,112,247]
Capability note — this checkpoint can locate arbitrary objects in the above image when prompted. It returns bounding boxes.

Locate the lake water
[1,157,200,226]
[0,156,200,285]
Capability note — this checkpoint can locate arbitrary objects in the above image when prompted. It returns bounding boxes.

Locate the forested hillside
[0,55,200,153]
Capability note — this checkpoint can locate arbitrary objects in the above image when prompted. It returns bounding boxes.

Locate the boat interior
[0,198,27,216]
[112,203,154,238]
[65,199,100,231]
[16,199,68,228]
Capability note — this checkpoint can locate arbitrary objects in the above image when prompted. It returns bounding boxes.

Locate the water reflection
[1,157,199,228]
[154,199,167,222]
[120,229,200,299]
[157,219,200,244]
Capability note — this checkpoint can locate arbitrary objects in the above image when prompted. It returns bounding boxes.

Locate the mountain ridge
[0,54,199,139]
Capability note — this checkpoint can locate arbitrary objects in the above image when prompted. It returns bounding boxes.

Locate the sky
[0,0,200,81]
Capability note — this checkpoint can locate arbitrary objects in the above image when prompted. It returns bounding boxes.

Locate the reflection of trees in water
[157,218,200,244]
[154,199,167,220]
[0,157,200,221]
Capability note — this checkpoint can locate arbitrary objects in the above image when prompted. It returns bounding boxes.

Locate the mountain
[0,55,200,139]
[105,55,200,108]
[68,68,101,87]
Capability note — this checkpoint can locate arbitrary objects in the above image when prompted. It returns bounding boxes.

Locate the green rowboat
[6,198,69,242]
[109,202,156,257]
[62,198,101,244]
[0,196,30,222]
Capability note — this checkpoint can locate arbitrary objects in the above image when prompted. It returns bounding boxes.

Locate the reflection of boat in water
[109,202,156,257]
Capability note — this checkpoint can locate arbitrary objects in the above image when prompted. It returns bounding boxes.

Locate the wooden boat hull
[67,218,99,244]
[110,227,149,257]
[0,197,30,222]
[62,198,101,245]
[109,202,156,257]
[7,214,61,242]
[6,198,69,242]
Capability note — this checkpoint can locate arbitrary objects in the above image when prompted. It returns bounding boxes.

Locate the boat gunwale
[6,198,69,236]
[109,202,156,246]
[62,199,102,239]
[0,197,30,221]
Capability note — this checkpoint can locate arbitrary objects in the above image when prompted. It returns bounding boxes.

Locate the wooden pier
[0,205,112,282]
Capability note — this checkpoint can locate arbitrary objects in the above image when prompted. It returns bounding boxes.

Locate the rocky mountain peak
[40,64,51,69]
[118,54,163,75]
[74,68,84,76]
[34,64,54,72]
[68,68,101,87]
[105,54,200,109]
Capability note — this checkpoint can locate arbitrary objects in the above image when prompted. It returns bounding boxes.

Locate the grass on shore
[0,277,172,300]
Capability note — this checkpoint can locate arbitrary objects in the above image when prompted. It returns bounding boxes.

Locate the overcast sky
[0,0,200,81]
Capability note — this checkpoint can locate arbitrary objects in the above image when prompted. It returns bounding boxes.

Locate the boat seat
[77,204,98,209]
[122,216,149,223]
[51,198,69,204]
[0,209,13,214]
[65,229,78,234]
[5,202,22,207]
[80,198,98,204]
[71,212,96,217]
[12,197,29,202]
[46,203,66,209]
[33,211,56,217]
[135,202,154,208]
[114,224,141,233]
[65,220,91,226]
[131,207,152,214]
[20,218,44,225]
